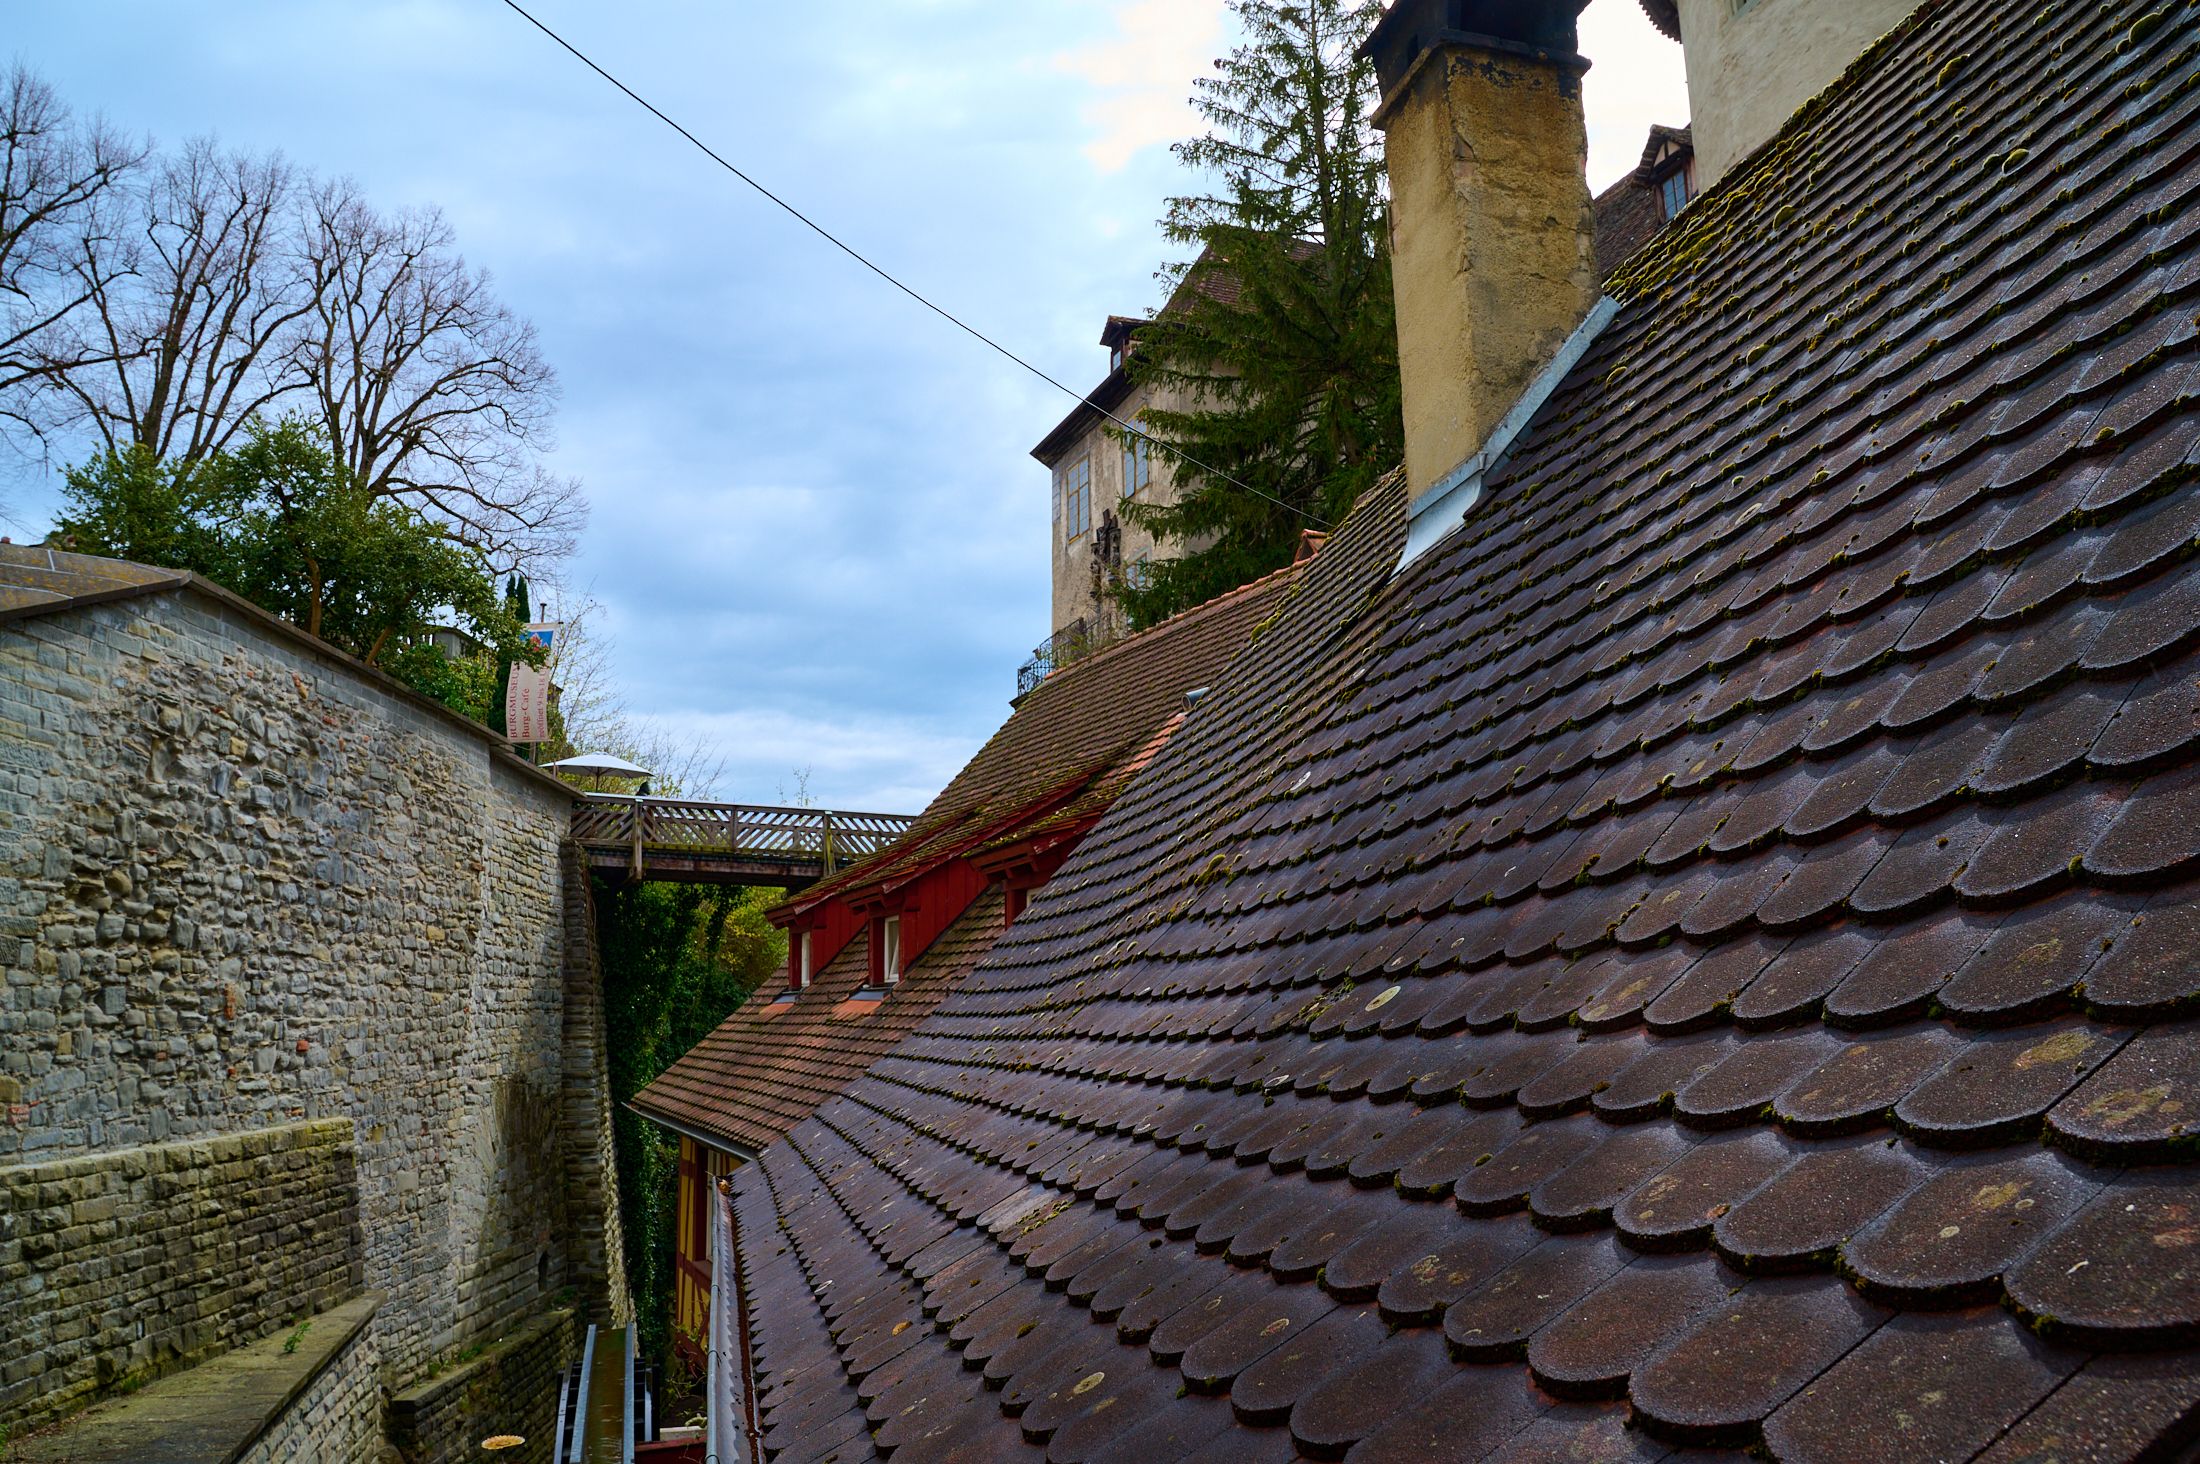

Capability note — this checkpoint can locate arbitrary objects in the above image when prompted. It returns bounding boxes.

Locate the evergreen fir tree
[1115,0,1401,627]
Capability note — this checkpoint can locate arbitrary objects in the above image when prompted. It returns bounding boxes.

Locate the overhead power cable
[498,0,1323,527]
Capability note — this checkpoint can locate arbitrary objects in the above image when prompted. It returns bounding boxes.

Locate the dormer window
[1658,166,1693,221]
[1110,345,1127,373]
[799,930,813,987]
[880,916,903,986]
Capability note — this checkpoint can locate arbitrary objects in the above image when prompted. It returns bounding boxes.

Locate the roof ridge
[1608,0,1952,302]
[1027,556,1301,696]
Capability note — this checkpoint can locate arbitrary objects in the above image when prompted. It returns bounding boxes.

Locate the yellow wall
[1677,0,1921,185]
[1049,376,1204,644]
[674,1137,740,1353]
[1379,47,1598,502]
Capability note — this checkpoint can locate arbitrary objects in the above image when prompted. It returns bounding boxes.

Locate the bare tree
[0,66,146,462]
[0,68,586,572]
[41,138,307,464]
[290,182,583,568]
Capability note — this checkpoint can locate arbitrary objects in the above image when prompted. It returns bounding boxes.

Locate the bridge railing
[570,796,916,876]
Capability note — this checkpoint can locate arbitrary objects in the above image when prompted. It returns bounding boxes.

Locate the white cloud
[1580,0,1692,191]
[632,705,977,814]
[1054,0,1228,173]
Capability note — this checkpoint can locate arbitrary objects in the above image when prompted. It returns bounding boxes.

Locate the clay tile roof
[776,561,1298,920]
[632,893,1007,1155]
[1641,0,1680,40]
[636,570,1295,1153]
[1592,168,1665,281]
[718,1,2200,1457]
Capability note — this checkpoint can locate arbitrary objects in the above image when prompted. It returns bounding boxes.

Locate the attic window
[799,930,813,988]
[1658,167,1692,220]
[881,916,903,985]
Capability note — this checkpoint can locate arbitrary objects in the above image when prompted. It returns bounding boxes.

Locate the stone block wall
[558,841,631,1326]
[0,583,623,1435]
[386,1308,580,1464]
[240,1305,385,1464]
[0,1120,362,1432]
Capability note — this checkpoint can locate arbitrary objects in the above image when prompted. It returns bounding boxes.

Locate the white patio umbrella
[544,753,654,792]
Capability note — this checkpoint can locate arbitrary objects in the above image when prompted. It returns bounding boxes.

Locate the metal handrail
[560,1325,597,1464]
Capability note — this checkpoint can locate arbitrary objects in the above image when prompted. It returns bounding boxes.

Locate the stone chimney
[1363,0,1611,561]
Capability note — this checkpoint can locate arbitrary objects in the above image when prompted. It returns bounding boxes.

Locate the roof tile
[1762,1311,2084,1464]
[1629,1276,1887,1448]
[699,2,2200,1451]
[1526,1255,1730,1400]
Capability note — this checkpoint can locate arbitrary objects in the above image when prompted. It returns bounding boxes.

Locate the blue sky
[6,0,1684,813]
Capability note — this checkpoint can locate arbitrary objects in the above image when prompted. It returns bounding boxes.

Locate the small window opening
[881,916,903,985]
[1658,167,1692,221]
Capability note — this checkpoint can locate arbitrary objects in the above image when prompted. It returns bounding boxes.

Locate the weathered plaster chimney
[1364,0,1613,564]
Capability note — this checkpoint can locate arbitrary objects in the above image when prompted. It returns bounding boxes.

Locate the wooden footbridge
[571,796,915,887]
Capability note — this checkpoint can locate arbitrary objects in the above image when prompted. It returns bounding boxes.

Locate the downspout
[707,1180,765,1464]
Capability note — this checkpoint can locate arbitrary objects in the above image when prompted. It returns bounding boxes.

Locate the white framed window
[1127,551,1153,590]
[1122,429,1153,499]
[881,916,903,985]
[1058,458,1091,542]
[799,931,813,988]
[1659,168,1691,221]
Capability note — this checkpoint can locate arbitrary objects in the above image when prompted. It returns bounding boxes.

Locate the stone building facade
[0,547,628,1453]
[1031,315,1201,658]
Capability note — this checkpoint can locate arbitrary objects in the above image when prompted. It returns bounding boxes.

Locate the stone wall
[239,1298,385,1464]
[0,582,619,1435]
[1048,374,1203,645]
[558,841,632,1325]
[386,1308,580,1464]
[0,1121,361,1432]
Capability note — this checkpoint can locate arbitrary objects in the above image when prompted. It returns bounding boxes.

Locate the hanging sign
[505,623,562,746]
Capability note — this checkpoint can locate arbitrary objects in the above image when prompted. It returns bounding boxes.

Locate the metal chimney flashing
[1397,294,1621,573]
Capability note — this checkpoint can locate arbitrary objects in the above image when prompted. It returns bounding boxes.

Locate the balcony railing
[1017,617,1100,700]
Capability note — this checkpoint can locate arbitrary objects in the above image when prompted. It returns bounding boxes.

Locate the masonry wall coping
[10,1292,382,1464]
[384,1306,578,1420]
[0,550,575,804]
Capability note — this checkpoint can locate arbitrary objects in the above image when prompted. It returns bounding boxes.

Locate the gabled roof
[1033,239,1329,466]
[639,566,1301,1156]
[774,562,1298,924]
[1634,123,1692,181]
[632,895,1006,1156]
[719,1,2200,1458]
